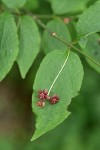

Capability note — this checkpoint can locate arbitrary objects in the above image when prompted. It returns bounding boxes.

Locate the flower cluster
[36,89,59,108]
[50,95,59,104]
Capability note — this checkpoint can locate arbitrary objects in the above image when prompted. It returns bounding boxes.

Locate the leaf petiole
[52,33,100,67]
[33,16,100,67]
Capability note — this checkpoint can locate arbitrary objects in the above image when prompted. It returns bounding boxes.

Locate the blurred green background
[0,0,100,150]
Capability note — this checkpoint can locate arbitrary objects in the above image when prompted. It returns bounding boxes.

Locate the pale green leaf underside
[77,0,100,47]
[17,15,41,78]
[51,0,89,14]
[42,19,71,54]
[2,0,27,9]
[0,12,19,81]
[31,50,84,140]
[83,33,100,73]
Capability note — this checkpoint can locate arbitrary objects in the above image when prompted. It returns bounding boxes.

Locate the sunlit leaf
[31,50,84,140]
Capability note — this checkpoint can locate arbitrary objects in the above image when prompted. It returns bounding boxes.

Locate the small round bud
[45,95,50,100]
[36,100,45,107]
[43,89,48,95]
[63,18,70,24]
[42,101,46,107]
[52,32,56,36]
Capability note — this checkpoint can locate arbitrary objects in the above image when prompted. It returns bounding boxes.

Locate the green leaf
[77,0,100,47]
[51,0,89,14]
[2,0,27,9]
[17,15,41,78]
[0,12,19,81]
[83,33,100,73]
[31,50,84,140]
[78,37,88,48]
[24,0,39,11]
[42,19,71,54]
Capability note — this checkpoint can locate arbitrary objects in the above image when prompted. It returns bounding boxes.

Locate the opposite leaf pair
[36,89,59,108]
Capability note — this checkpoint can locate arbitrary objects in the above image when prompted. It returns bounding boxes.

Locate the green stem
[31,14,77,21]
[17,16,21,31]
[32,16,47,29]
[33,14,54,19]
[33,16,100,67]
[52,33,100,67]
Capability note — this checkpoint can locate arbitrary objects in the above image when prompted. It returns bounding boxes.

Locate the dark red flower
[38,89,48,100]
[50,95,59,104]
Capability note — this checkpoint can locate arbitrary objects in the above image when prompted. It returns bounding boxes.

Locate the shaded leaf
[24,0,39,11]
[83,33,100,73]
[17,15,41,78]
[42,19,71,54]
[0,12,19,81]
[77,0,100,47]
[31,50,84,140]
[2,0,27,9]
[51,0,89,14]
